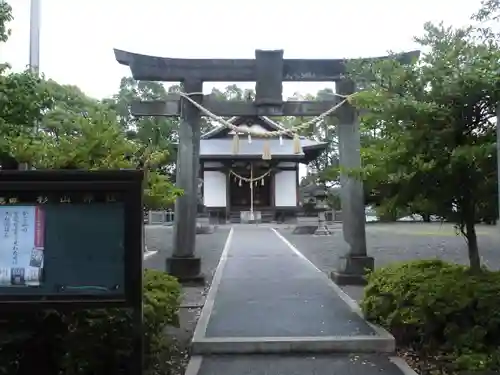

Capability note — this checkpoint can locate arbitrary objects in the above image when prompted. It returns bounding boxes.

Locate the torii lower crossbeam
[130,97,341,117]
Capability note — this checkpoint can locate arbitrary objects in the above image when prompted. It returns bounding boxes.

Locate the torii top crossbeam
[114,49,420,117]
[114,49,420,83]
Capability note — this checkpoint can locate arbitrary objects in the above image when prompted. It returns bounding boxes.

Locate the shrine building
[200,115,327,223]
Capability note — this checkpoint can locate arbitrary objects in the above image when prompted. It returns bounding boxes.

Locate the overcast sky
[0,0,483,100]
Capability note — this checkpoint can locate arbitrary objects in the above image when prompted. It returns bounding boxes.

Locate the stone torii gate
[115,49,419,284]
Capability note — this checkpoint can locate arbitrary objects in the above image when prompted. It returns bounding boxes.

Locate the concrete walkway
[186,226,416,375]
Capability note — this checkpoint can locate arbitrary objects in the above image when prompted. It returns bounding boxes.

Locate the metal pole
[28,0,41,150]
[29,0,41,75]
[250,162,254,220]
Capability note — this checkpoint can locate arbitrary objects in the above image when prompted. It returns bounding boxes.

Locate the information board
[0,170,143,307]
[0,205,45,287]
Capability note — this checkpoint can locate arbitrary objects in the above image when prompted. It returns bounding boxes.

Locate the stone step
[186,354,414,375]
[228,212,275,224]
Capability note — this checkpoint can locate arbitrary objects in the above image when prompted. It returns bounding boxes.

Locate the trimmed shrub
[361,259,500,371]
[0,269,182,375]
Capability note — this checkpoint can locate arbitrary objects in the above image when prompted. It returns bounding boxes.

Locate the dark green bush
[361,259,500,371]
[0,269,182,375]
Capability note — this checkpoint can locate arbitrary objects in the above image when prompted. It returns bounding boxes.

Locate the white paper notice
[0,206,45,286]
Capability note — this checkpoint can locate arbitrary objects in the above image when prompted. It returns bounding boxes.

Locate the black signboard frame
[0,169,144,309]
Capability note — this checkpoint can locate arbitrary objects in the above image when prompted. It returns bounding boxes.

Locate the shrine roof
[201,116,290,139]
[199,137,327,160]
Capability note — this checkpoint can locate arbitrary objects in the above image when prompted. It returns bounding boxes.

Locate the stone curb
[184,355,419,375]
[191,336,394,355]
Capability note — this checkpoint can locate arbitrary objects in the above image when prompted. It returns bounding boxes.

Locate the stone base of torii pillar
[331,256,374,285]
[166,257,204,284]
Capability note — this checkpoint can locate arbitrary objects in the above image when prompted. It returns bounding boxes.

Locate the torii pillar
[168,80,204,282]
[331,79,373,285]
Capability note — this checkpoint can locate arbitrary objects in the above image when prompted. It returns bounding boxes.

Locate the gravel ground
[278,222,500,302]
[144,224,230,284]
[279,222,500,272]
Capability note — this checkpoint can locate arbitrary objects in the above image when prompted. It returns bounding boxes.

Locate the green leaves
[349,20,499,235]
[0,1,12,43]
[143,171,183,210]
[0,69,52,129]
[473,0,500,22]
[0,66,180,208]
[362,260,500,372]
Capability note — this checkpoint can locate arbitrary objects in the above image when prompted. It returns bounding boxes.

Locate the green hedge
[0,269,182,375]
[361,259,500,372]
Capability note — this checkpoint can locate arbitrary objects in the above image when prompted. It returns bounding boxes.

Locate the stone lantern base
[313,211,331,236]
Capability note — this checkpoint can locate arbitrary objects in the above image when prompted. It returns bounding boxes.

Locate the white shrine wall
[274,162,298,207]
[203,162,227,207]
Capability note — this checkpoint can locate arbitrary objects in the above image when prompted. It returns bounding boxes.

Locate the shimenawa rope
[174,91,356,159]
[230,169,271,184]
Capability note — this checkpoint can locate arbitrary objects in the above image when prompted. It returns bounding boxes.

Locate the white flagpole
[29,0,41,75]
[24,0,41,170]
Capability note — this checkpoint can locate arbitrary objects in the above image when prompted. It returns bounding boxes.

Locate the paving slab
[203,227,376,338]
[193,354,409,375]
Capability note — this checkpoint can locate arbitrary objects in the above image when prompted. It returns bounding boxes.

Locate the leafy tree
[0,0,12,43]
[107,77,180,146]
[106,77,204,181]
[473,0,500,22]
[277,89,341,187]
[210,84,255,102]
[349,22,500,271]
[37,79,181,208]
[0,70,52,164]
[0,4,180,208]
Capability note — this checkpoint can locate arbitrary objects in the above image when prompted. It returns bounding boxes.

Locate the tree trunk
[464,216,481,272]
